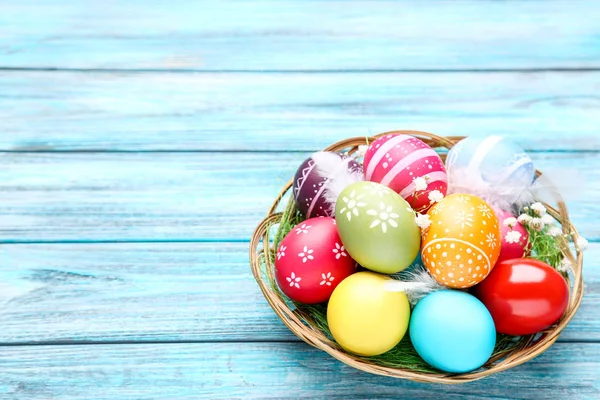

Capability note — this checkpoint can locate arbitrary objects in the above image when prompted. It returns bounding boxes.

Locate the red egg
[275,217,357,304]
[473,258,569,335]
[496,209,530,263]
[364,134,447,212]
[293,152,363,218]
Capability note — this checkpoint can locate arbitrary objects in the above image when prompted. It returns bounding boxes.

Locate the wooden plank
[0,151,596,242]
[1,1,600,71]
[0,342,597,399]
[0,242,596,344]
[1,71,600,151]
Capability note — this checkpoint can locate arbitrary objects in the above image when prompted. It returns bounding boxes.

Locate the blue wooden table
[1,1,599,398]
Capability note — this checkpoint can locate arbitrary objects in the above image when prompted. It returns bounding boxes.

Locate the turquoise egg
[410,290,496,373]
[446,136,535,190]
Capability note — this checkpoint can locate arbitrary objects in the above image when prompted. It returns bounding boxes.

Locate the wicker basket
[249,130,584,384]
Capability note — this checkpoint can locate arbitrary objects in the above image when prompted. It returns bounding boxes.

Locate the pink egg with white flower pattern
[275,217,357,304]
[364,134,447,213]
[496,209,530,263]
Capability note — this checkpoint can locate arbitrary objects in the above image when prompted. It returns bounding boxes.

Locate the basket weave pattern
[250,131,584,384]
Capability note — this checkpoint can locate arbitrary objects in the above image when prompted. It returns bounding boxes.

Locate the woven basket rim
[249,130,584,384]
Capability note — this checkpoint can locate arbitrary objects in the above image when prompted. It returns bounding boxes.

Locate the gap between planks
[2,68,600,73]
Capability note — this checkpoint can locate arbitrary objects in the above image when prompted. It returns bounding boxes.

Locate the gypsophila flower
[505,231,522,244]
[428,190,444,204]
[415,213,431,229]
[541,214,555,225]
[356,144,368,157]
[518,214,532,225]
[413,177,428,192]
[576,236,589,251]
[530,202,547,216]
[558,258,572,273]
[530,217,544,231]
[548,226,563,237]
[503,217,518,228]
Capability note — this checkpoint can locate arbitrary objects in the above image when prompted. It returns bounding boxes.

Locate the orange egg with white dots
[421,194,501,289]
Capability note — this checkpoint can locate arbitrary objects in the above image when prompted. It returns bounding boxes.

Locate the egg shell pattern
[364,134,447,212]
[293,152,363,218]
[335,181,421,274]
[275,217,357,304]
[422,194,501,289]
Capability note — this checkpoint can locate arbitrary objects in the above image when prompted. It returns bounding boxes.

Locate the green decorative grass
[263,198,534,374]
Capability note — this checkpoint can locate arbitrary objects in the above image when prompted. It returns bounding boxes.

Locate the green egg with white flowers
[335,181,421,274]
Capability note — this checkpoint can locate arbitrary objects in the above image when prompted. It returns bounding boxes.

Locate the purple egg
[293,151,363,218]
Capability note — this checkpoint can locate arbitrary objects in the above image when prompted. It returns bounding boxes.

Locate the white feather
[447,166,534,211]
[310,152,364,215]
[384,269,446,307]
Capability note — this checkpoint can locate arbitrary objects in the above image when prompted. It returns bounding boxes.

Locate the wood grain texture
[0,342,598,399]
[0,151,596,242]
[1,1,600,71]
[1,71,600,151]
[0,241,596,344]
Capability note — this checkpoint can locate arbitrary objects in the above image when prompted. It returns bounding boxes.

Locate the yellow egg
[422,194,501,289]
[327,271,410,356]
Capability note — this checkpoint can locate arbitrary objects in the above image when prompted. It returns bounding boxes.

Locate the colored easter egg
[445,136,535,200]
[293,151,363,218]
[421,194,501,288]
[410,290,496,373]
[335,181,421,274]
[473,258,569,335]
[364,134,447,212]
[496,209,530,263]
[327,271,410,356]
[275,217,357,304]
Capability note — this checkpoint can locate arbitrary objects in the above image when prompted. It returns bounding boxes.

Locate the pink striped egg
[364,134,447,212]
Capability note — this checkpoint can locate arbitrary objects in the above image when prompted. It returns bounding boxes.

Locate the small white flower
[486,232,498,248]
[530,217,544,231]
[319,272,335,286]
[277,245,287,260]
[530,202,547,216]
[369,183,389,197]
[456,195,470,204]
[367,201,400,234]
[415,213,431,229]
[413,177,428,192]
[505,231,522,244]
[332,243,347,259]
[295,223,311,235]
[298,246,314,263]
[558,258,572,273]
[503,217,518,228]
[428,190,444,204]
[518,214,532,225]
[548,227,563,237]
[356,144,368,157]
[576,236,589,251]
[478,204,493,219]
[339,190,367,221]
[455,211,474,229]
[541,214,555,225]
[286,272,301,289]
